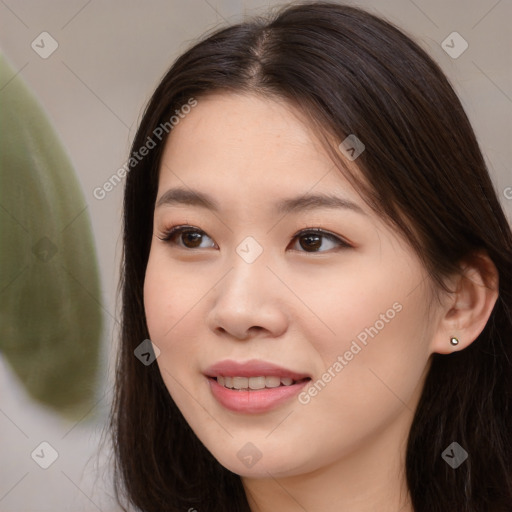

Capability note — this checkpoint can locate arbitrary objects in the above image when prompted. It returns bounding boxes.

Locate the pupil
[301,234,321,251]
[183,231,202,248]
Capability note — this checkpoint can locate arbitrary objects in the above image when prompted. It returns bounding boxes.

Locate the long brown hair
[107,2,512,510]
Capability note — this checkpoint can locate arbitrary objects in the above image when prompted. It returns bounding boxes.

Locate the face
[143,92,438,479]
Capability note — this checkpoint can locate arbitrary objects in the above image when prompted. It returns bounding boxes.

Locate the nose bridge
[207,235,286,339]
[223,235,270,302]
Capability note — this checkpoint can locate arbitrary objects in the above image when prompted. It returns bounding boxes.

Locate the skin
[143,92,498,512]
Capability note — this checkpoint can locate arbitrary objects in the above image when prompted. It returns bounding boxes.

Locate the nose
[205,251,288,341]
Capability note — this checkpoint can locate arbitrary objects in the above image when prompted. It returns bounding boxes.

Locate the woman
[107,2,512,510]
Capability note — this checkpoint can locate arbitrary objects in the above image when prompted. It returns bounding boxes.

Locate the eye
[289,228,351,253]
[157,225,216,249]
[157,225,351,253]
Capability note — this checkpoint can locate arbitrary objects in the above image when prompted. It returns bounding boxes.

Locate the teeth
[249,376,266,390]
[265,376,281,388]
[232,377,248,390]
[215,375,301,390]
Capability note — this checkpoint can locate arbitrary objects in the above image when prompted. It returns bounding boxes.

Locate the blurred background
[0,0,510,510]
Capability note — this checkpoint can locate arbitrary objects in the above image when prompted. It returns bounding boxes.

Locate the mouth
[211,375,311,391]
[204,359,312,413]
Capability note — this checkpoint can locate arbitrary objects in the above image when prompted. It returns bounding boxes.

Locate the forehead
[157,92,363,204]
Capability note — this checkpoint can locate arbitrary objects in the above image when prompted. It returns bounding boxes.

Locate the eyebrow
[155,187,366,216]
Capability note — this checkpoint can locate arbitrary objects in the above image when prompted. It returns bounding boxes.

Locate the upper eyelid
[159,225,342,239]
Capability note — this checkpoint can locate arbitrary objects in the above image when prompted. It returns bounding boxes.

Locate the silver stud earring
[450,336,459,346]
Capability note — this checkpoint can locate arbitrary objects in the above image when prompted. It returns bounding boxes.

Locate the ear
[430,250,499,355]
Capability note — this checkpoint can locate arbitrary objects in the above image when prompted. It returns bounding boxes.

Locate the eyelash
[156,225,351,252]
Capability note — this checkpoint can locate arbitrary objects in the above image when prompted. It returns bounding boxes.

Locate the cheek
[143,249,214,378]
[143,257,171,342]
[292,309,430,470]
[301,258,432,412]
[143,251,203,342]
[143,253,202,406]
[296,263,405,360]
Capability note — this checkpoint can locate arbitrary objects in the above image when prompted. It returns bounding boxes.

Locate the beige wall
[0,1,510,510]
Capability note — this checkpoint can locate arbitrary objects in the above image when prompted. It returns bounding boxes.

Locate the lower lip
[207,377,310,414]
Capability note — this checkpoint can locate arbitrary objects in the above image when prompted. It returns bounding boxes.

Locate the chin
[211,447,313,479]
